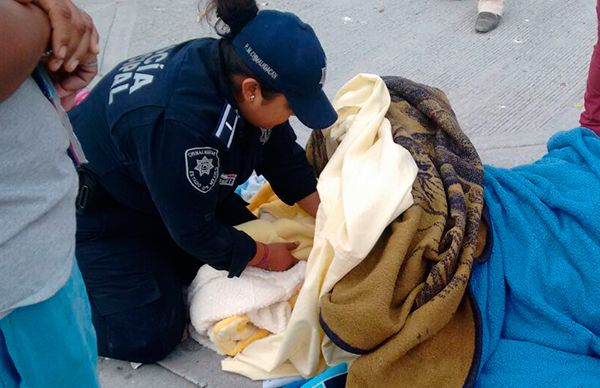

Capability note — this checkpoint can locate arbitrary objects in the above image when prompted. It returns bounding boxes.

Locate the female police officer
[68,0,337,363]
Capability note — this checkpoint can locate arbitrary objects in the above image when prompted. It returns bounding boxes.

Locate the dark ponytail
[202,0,259,39]
[201,0,281,101]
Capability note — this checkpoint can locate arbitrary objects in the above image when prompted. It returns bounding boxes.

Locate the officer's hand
[250,242,300,272]
[32,0,100,73]
[265,242,300,272]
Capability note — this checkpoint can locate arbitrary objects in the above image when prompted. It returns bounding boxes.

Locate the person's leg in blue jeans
[0,262,98,388]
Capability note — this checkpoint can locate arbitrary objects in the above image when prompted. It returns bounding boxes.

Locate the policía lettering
[108,46,172,105]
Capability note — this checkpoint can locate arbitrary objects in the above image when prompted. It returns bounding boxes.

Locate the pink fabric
[580,1,600,135]
[73,89,91,108]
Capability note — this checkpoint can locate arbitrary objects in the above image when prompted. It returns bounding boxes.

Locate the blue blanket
[470,127,600,386]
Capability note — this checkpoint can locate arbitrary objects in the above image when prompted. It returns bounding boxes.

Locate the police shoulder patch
[213,103,239,149]
[185,147,220,193]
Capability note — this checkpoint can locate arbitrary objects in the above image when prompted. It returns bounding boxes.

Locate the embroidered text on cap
[244,43,278,80]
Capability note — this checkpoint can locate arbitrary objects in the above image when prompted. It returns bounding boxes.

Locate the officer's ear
[240,77,262,104]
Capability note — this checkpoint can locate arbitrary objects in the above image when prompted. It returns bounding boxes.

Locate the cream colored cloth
[221,74,419,380]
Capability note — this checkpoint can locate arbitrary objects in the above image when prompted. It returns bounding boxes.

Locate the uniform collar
[203,39,261,140]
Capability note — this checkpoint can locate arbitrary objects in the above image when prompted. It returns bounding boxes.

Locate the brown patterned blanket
[308,76,485,387]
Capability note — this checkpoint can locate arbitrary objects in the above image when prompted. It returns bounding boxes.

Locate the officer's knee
[94,302,186,363]
[130,327,183,363]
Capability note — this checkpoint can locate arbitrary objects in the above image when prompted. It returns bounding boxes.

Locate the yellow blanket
[210,315,270,356]
[188,183,314,356]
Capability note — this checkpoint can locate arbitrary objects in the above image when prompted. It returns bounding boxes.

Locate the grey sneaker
[475,12,502,33]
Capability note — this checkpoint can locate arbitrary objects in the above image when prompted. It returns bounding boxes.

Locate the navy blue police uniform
[69,38,318,363]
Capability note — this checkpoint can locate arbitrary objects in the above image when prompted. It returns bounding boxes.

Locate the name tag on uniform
[213,103,239,149]
[219,173,237,186]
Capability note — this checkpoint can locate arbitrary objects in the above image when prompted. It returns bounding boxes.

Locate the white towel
[188,261,307,346]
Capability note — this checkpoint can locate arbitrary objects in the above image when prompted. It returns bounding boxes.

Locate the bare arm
[0,1,51,102]
[297,191,320,218]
